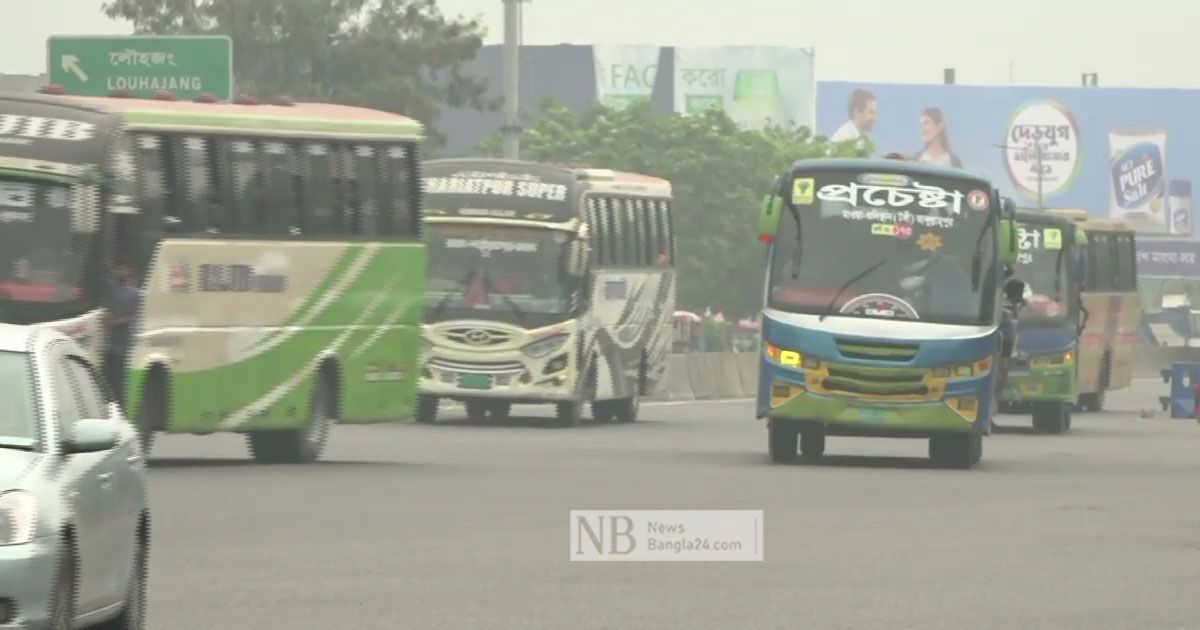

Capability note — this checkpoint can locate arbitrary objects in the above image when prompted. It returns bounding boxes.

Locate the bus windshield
[768,170,998,326]
[424,223,580,324]
[1011,222,1072,325]
[0,177,86,322]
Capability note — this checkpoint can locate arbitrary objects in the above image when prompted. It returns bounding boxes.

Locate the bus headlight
[521,333,568,359]
[0,491,37,546]
[764,342,820,369]
[932,356,993,379]
[1031,351,1074,367]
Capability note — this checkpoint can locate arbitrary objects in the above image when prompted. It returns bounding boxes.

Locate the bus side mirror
[999,219,1018,264]
[758,193,784,243]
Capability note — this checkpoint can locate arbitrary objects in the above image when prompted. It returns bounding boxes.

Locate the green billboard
[47,35,233,100]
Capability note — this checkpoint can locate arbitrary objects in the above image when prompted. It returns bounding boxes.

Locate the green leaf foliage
[481,99,871,316]
[101,0,493,145]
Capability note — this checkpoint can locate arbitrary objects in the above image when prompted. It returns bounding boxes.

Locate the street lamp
[993,141,1045,209]
[501,0,528,160]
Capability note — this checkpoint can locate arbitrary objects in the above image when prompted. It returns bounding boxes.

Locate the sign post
[46,35,233,100]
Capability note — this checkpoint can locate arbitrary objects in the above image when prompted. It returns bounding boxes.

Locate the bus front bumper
[765,386,984,437]
[419,352,577,402]
[1000,366,1076,404]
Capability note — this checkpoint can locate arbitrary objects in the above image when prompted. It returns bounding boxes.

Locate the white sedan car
[0,324,149,629]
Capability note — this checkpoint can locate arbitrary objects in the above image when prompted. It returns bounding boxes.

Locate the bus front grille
[427,357,525,375]
[812,364,935,401]
[835,339,919,362]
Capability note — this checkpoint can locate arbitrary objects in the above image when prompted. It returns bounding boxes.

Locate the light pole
[993,141,1045,209]
[501,0,527,160]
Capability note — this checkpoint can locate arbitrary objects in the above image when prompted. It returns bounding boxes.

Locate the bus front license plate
[459,374,493,389]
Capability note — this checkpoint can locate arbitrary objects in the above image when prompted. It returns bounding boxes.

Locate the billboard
[673,47,815,130]
[593,45,661,110]
[816,82,1200,236]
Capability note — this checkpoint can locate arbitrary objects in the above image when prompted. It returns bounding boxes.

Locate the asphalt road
[141,380,1200,630]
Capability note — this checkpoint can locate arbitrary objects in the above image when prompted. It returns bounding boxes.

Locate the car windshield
[424,223,580,323]
[0,350,37,449]
[0,177,86,323]
[767,169,998,326]
[1011,221,1072,324]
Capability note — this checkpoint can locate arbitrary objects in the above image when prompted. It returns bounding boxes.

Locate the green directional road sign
[47,35,233,100]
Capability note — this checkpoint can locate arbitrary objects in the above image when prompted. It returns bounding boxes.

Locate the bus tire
[247,373,335,464]
[768,419,798,464]
[1032,402,1070,434]
[591,400,616,423]
[556,400,584,427]
[799,430,825,458]
[464,400,489,423]
[488,401,512,422]
[929,433,981,469]
[134,374,165,458]
[415,395,438,423]
[612,395,640,423]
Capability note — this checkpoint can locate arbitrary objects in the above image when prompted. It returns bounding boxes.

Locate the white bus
[418,159,677,426]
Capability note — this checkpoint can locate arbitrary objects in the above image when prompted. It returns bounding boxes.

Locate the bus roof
[2,91,424,140]
[425,157,673,198]
[1013,208,1078,230]
[1043,208,1134,233]
[789,157,991,186]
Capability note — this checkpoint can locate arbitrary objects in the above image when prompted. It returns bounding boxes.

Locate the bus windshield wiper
[818,260,886,322]
[481,272,527,323]
[431,269,477,317]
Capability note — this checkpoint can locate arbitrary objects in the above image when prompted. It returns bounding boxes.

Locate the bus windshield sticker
[792,177,814,205]
[1043,228,1063,249]
[444,238,539,257]
[841,208,954,230]
[425,176,568,201]
[817,181,965,215]
[967,189,990,211]
[916,232,943,252]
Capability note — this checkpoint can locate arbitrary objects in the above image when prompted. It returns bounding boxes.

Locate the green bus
[0,87,427,462]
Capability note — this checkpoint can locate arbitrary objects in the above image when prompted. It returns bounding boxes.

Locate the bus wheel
[612,395,640,423]
[1032,402,1070,434]
[556,400,584,427]
[929,433,981,469]
[1079,389,1106,413]
[591,400,616,423]
[799,430,825,458]
[768,419,798,464]
[415,395,439,423]
[465,400,489,423]
[134,379,163,458]
[488,401,512,422]
[247,375,334,463]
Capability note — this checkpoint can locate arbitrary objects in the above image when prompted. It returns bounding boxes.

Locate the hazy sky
[9,0,1200,88]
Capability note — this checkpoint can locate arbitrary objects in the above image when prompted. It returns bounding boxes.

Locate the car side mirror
[64,418,121,454]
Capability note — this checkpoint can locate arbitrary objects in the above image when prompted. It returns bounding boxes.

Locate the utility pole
[501,0,525,160]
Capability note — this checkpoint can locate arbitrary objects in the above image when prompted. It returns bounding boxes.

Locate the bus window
[1092,233,1118,291]
[643,198,660,265]
[623,199,642,266]
[380,144,416,237]
[166,134,219,233]
[332,144,357,235]
[657,200,675,266]
[597,197,617,265]
[216,137,263,235]
[584,196,603,265]
[299,141,340,235]
[260,141,298,236]
[131,133,169,258]
[352,144,380,237]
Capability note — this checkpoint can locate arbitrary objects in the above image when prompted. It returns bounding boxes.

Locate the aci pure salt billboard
[816,82,1200,236]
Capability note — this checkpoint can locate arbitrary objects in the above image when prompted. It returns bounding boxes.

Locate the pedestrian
[104,263,141,404]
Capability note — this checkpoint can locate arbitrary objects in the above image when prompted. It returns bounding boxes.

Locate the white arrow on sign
[61,55,88,82]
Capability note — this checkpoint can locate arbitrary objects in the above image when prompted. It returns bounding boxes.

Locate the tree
[101,0,493,145]
[481,99,869,316]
